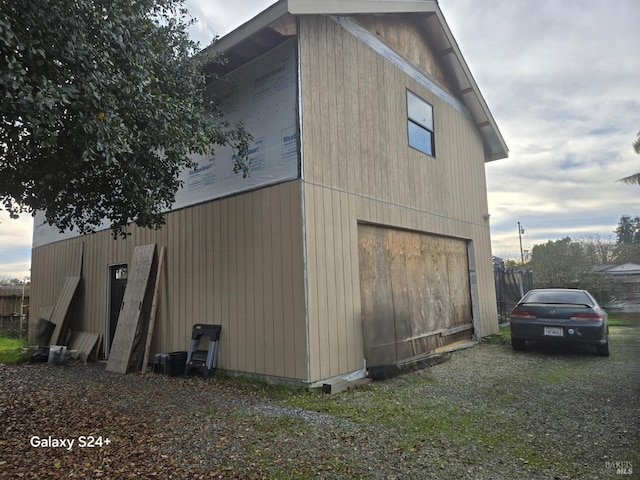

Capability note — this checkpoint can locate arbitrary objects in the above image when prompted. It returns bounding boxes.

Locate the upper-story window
[407,90,435,157]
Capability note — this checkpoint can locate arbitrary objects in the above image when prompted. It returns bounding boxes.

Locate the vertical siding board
[195,204,207,331]
[304,18,322,184]
[374,53,387,212]
[364,46,377,220]
[186,207,196,352]
[219,200,231,369]
[178,209,188,352]
[340,193,357,371]
[271,187,285,376]
[321,187,340,377]
[304,186,321,381]
[280,184,296,378]
[348,193,364,367]
[312,185,330,379]
[334,191,352,370]
[212,201,222,333]
[289,184,307,379]
[244,194,255,374]
[205,202,215,325]
[252,192,265,374]
[327,21,344,191]
[235,195,248,373]
[343,31,360,196]
[260,188,275,376]
[227,198,239,371]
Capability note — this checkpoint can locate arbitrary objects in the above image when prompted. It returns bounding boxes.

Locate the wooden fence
[0,286,30,336]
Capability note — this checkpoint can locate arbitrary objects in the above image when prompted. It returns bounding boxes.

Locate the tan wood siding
[303,184,363,381]
[30,180,308,381]
[299,15,498,380]
[355,15,455,96]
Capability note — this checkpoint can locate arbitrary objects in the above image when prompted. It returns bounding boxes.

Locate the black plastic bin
[153,351,187,376]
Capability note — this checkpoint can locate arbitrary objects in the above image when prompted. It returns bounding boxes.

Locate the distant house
[598,263,640,310]
[29,0,507,385]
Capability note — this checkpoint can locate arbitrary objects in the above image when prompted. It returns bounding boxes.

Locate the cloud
[185,0,276,46]
[439,0,640,258]
[0,212,33,278]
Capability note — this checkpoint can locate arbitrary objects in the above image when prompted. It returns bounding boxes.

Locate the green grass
[608,315,640,327]
[0,332,25,363]
[280,383,561,471]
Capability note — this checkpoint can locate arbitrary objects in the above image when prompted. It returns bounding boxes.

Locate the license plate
[543,327,564,337]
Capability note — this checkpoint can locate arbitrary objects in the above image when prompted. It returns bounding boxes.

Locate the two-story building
[30,0,508,385]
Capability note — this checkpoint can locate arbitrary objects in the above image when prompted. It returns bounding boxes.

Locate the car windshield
[522,290,594,306]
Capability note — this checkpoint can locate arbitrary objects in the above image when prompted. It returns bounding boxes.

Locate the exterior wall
[298,15,498,382]
[30,180,308,381]
[354,15,454,95]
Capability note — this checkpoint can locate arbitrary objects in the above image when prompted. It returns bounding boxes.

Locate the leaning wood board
[106,244,156,374]
[48,276,81,346]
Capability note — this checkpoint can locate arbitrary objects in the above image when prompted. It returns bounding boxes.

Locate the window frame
[406,89,435,157]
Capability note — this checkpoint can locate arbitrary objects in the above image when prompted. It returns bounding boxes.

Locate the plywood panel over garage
[358,224,472,367]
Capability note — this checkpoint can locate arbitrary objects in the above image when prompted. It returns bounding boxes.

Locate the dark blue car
[509,288,609,356]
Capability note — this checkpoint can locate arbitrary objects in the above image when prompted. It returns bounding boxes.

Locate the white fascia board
[426,10,508,161]
[287,0,437,15]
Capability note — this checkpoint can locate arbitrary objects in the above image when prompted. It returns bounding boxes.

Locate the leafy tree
[615,215,640,245]
[530,237,587,288]
[579,234,617,265]
[618,131,640,186]
[614,215,640,263]
[0,0,249,237]
[530,236,616,304]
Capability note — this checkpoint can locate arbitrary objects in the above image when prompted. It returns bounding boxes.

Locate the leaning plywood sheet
[68,331,102,363]
[48,276,81,346]
[106,244,157,374]
[38,306,54,321]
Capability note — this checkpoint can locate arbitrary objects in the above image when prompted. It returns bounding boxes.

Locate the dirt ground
[0,320,638,479]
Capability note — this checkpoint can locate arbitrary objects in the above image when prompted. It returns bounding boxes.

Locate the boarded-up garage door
[358,224,473,367]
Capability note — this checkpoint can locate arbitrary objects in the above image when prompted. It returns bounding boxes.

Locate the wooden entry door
[358,225,473,367]
[107,264,128,357]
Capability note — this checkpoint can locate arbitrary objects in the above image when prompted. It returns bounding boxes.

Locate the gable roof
[601,263,640,275]
[204,0,508,162]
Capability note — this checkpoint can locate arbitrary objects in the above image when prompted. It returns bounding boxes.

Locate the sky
[1,0,639,279]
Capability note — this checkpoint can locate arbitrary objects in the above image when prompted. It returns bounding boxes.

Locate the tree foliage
[618,131,640,186]
[615,215,640,244]
[0,0,249,236]
[530,237,587,289]
[614,214,640,263]
[529,236,617,303]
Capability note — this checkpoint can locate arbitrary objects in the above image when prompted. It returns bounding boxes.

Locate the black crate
[154,351,187,376]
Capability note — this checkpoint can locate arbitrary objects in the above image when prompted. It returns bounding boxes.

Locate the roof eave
[422,10,508,161]
[287,0,438,15]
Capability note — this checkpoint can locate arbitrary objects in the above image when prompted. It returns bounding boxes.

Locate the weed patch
[0,333,24,364]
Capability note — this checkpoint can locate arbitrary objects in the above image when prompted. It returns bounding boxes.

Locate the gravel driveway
[0,321,638,479]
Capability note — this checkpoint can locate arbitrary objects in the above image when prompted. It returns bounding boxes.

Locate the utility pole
[518,221,525,264]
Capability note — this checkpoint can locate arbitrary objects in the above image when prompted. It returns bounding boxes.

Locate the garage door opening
[358,224,473,367]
